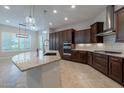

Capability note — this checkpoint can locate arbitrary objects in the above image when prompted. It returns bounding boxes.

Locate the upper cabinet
[75,29,90,44]
[116,7,124,42]
[75,22,103,44]
[62,29,75,43]
[90,22,104,43]
[49,29,75,50]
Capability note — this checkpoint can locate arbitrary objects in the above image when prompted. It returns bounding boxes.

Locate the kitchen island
[12,50,61,88]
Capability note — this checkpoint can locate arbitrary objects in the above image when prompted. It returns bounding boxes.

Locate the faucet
[43,39,49,54]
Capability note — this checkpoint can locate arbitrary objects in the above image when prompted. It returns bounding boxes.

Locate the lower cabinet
[88,52,93,66]
[123,63,124,84]
[62,50,124,85]
[93,53,109,75]
[71,50,87,64]
[109,56,123,83]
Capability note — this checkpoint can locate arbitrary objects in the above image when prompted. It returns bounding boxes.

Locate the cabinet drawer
[93,53,108,75]
[109,56,122,62]
[93,53,108,59]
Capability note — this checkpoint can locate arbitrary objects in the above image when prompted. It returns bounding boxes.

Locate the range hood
[97,5,115,36]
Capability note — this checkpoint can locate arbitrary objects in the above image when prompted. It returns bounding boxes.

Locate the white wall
[0,24,39,59]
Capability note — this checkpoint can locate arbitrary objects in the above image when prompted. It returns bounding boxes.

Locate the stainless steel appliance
[97,5,115,36]
[63,42,72,55]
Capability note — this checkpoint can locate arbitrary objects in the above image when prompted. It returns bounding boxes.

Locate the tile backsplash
[76,35,124,53]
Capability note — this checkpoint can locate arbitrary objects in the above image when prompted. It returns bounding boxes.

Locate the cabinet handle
[110,57,119,61]
[110,63,112,74]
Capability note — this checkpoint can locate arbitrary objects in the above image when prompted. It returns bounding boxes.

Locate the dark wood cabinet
[116,7,124,42]
[109,56,123,83]
[75,29,90,44]
[93,53,108,75]
[90,22,103,43]
[123,62,124,84]
[71,50,87,64]
[88,52,93,66]
[49,33,53,50]
[49,29,75,57]
[55,32,59,50]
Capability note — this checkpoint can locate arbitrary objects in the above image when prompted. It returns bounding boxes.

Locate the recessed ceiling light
[49,22,52,26]
[71,5,76,9]
[4,5,10,10]
[6,20,10,23]
[64,17,68,21]
[53,10,57,14]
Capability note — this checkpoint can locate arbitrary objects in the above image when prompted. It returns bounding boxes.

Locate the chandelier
[25,5,37,31]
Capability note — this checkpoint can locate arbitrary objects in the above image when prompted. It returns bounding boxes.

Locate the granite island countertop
[12,50,61,72]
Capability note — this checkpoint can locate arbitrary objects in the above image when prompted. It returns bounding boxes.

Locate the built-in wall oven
[63,41,72,56]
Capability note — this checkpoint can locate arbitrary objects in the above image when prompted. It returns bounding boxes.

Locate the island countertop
[12,50,61,72]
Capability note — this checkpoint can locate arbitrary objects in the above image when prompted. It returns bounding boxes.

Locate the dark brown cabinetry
[123,62,124,84]
[49,33,53,50]
[90,22,103,43]
[49,32,56,50]
[109,56,123,83]
[49,29,75,57]
[87,52,93,66]
[75,29,90,44]
[93,53,108,75]
[116,7,124,42]
[71,50,87,64]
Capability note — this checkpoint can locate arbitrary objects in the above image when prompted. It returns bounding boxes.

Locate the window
[1,32,31,50]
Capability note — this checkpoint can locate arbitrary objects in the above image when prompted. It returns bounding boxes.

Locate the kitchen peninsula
[12,50,61,88]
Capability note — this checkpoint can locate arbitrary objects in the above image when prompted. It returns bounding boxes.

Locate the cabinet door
[93,53,108,75]
[49,33,53,50]
[75,29,90,44]
[90,22,103,43]
[58,31,63,57]
[88,52,93,66]
[79,51,87,63]
[71,50,87,63]
[55,32,59,50]
[52,33,56,50]
[90,24,97,43]
[71,50,80,61]
[123,63,124,84]
[116,8,124,42]
[109,56,122,83]
[75,31,80,44]
[66,30,72,42]
[83,29,90,43]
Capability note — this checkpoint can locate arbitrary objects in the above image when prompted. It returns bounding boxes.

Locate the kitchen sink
[44,52,57,56]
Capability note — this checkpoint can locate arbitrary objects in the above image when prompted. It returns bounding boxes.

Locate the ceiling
[0,5,106,31]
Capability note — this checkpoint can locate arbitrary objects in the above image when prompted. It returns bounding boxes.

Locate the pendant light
[25,5,35,26]
[42,10,48,34]
[16,24,28,38]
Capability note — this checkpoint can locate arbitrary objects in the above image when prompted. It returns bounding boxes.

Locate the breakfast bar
[12,50,61,88]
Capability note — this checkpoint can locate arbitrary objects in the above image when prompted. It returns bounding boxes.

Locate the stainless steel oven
[63,42,72,56]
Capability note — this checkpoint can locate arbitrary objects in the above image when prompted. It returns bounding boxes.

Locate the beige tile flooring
[0,59,123,88]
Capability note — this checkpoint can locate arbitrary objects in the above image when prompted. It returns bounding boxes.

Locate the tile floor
[0,59,123,88]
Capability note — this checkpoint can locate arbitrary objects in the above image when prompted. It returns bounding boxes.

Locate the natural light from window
[1,32,31,51]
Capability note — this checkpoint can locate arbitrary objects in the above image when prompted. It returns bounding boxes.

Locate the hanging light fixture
[16,24,28,38]
[42,10,48,34]
[25,5,35,26]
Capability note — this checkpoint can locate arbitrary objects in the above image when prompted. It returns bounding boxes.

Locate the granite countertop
[12,50,61,72]
[72,49,124,58]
